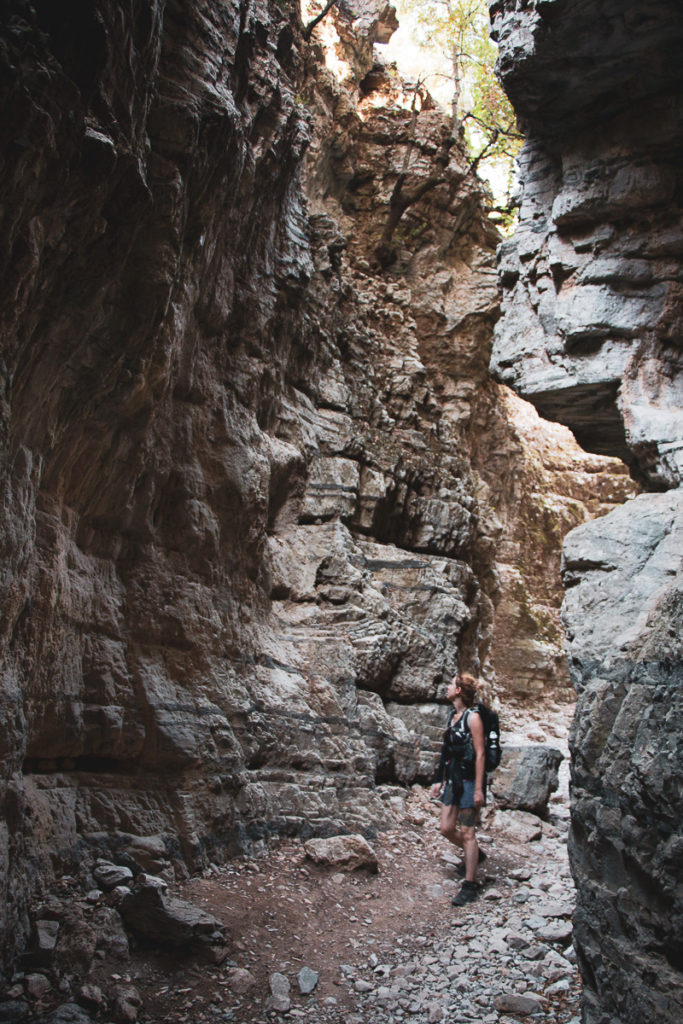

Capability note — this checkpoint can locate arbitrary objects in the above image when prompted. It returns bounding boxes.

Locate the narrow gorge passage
[1,3,681,1024]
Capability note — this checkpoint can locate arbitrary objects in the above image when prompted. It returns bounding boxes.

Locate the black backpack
[447,703,502,774]
[472,703,502,772]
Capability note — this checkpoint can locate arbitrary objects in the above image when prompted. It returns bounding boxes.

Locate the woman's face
[447,677,461,701]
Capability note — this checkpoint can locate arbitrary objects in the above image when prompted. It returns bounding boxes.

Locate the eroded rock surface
[491,1,683,1021]
[0,0,632,981]
[490,0,683,490]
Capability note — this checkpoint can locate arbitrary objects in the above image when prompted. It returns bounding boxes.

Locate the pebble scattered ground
[1,706,581,1024]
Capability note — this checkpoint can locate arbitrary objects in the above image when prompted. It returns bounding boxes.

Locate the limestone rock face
[490,1,683,1021]
[490,0,683,490]
[0,0,635,978]
[563,490,683,1023]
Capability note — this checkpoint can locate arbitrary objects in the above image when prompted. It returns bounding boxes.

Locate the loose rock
[303,835,378,873]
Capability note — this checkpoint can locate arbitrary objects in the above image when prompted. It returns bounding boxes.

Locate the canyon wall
[0,0,632,978]
[490,0,683,1021]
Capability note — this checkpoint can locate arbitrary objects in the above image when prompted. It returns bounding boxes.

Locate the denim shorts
[440,778,485,826]
[441,778,476,808]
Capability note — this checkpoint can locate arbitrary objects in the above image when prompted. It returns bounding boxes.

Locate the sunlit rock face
[490,1,683,1021]
[0,0,633,978]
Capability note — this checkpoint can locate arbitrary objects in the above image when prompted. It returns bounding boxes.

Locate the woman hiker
[431,672,487,906]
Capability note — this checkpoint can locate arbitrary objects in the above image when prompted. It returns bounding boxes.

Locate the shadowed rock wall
[490,1,683,1020]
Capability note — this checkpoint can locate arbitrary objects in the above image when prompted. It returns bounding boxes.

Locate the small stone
[296,967,318,995]
[545,978,571,995]
[494,992,545,1015]
[136,873,167,890]
[484,888,503,900]
[77,984,105,1013]
[268,972,291,1013]
[303,835,378,873]
[33,920,60,965]
[93,863,134,891]
[355,979,374,993]
[538,901,573,919]
[26,973,51,999]
[225,968,256,994]
[112,984,142,1024]
[509,867,532,881]
[536,922,573,944]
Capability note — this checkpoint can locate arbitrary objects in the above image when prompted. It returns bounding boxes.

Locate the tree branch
[303,0,339,40]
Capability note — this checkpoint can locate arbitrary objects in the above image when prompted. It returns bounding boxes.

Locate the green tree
[398,0,522,216]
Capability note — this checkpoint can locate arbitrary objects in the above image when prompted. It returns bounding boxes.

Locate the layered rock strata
[490,1,683,1021]
[490,0,683,491]
[0,0,631,979]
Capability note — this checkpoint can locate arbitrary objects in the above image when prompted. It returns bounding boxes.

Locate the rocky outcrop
[490,0,683,492]
[490,1,683,1021]
[562,490,683,1023]
[0,0,633,980]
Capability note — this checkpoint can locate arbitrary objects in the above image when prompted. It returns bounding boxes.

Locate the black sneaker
[451,880,480,906]
[455,849,487,877]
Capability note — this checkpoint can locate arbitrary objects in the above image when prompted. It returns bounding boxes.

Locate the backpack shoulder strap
[464,705,486,733]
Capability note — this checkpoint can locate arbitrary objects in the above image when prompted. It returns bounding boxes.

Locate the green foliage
[396,0,523,216]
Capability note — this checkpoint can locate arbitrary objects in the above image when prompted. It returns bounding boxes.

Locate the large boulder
[119,885,226,950]
[303,834,378,872]
[490,745,563,817]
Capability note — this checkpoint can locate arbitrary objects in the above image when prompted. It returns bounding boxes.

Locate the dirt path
[99,702,581,1024]
[6,705,580,1024]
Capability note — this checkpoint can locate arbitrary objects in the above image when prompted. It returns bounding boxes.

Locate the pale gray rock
[491,3,683,1022]
[355,979,374,993]
[303,835,378,873]
[296,967,319,995]
[491,744,563,817]
[535,922,573,946]
[494,991,545,1015]
[491,3,683,491]
[92,863,134,892]
[494,809,543,843]
[268,973,291,1013]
